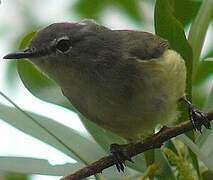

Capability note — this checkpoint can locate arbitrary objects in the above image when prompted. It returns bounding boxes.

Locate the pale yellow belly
[123,49,186,140]
[62,49,186,141]
[87,49,186,141]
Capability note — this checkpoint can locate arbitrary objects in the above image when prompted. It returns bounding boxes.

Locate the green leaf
[192,59,213,109]
[18,60,74,109]
[4,61,18,89]
[73,0,106,21]
[174,0,202,26]
[204,51,213,60]
[0,104,138,179]
[204,85,213,110]
[110,0,142,23]
[178,134,213,172]
[73,0,142,23]
[163,147,195,180]
[188,0,213,78]
[155,149,176,180]
[4,32,36,89]
[143,131,170,179]
[0,157,82,176]
[0,103,105,164]
[193,59,213,85]
[4,172,28,180]
[138,162,160,180]
[144,149,155,169]
[18,31,36,49]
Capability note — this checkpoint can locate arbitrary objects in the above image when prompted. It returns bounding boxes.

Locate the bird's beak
[3,48,36,59]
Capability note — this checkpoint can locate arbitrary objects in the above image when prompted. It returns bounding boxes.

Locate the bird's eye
[56,38,71,53]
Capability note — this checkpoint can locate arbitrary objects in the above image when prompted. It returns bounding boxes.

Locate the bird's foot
[110,143,134,172]
[180,97,211,132]
[188,105,211,132]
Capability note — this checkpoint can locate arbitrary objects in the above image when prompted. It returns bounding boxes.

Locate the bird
[4,19,210,171]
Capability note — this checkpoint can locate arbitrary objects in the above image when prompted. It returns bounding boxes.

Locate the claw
[181,97,211,132]
[110,143,134,172]
[188,104,211,132]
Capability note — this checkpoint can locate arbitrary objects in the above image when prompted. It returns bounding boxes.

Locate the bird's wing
[116,30,169,60]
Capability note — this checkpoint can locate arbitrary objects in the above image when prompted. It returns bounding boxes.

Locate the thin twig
[61,111,213,180]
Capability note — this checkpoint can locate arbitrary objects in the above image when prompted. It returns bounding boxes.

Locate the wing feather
[115,30,169,60]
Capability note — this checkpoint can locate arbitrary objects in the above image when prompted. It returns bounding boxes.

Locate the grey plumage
[3,20,186,140]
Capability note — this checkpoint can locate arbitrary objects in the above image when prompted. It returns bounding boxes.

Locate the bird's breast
[59,49,186,141]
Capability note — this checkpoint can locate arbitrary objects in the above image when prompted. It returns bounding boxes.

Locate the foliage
[0,0,212,179]
[73,0,142,23]
[163,147,195,180]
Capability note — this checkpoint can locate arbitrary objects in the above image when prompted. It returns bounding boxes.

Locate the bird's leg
[110,143,134,172]
[179,97,211,132]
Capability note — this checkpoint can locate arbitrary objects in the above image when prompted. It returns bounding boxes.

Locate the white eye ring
[55,36,71,53]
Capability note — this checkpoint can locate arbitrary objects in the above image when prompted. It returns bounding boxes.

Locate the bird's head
[4,20,116,70]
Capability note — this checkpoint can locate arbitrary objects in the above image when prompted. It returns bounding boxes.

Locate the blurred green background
[0,0,212,180]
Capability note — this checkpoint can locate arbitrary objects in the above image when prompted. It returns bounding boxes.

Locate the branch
[61,111,213,180]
